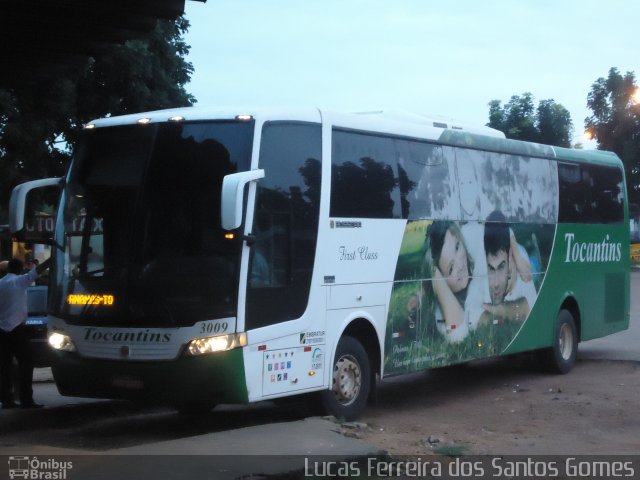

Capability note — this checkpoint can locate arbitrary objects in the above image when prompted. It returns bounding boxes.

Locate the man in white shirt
[0,257,49,409]
[464,211,537,330]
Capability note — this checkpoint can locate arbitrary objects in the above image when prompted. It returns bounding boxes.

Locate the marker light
[83,123,96,130]
[185,333,247,356]
[48,332,76,352]
[168,115,185,122]
[235,114,253,121]
[224,233,235,240]
[137,117,152,125]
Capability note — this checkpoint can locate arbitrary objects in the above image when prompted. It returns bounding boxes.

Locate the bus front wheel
[541,309,577,374]
[321,336,371,421]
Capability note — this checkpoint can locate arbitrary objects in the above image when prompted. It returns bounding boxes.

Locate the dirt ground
[355,358,639,455]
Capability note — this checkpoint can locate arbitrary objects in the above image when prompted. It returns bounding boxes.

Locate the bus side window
[558,163,589,223]
[246,122,322,329]
[330,130,401,219]
[588,164,624,224]
[396,141,459,221]
[559,162,624,224]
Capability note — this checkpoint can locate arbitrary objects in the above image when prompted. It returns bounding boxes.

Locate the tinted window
[246,122,322,329]
[457,149,558,223]
[52,122,254,326]
[558,163,589,222]
[507,155,558,223]
[396,141,460,220]
[590,164,624,223]
[330,130,401,218]
[558,163,624,224]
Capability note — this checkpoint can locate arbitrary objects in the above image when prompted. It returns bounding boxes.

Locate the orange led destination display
[67,294,115,306]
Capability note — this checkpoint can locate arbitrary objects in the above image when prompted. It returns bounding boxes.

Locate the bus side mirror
[9,178,63,234]
[221,170,265,230]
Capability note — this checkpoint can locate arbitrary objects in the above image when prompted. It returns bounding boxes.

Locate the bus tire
[542,309,577,374]
[321,335,371,421]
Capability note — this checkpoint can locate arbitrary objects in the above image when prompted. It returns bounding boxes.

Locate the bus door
[243,121,323,396]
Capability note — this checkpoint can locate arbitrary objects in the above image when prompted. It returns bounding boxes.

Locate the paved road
[2,416,383,480]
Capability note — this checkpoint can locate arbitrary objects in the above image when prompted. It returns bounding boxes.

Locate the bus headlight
[48,332,77,352]
[185,333,247,356]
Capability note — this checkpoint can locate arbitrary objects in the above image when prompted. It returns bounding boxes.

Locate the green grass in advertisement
[384,218,555,375]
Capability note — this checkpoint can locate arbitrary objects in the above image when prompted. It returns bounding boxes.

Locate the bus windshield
[51,121,254,327]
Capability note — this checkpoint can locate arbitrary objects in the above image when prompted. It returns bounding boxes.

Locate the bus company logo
[8,456,73,479]
[331,220,362,229]
[82,327,171,343]
[564,233,622,263]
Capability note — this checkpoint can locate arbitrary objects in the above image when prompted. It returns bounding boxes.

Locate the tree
[487,93,573,147]
[537,99,573,147]
[585,67,640,206]
[0,16,195,223]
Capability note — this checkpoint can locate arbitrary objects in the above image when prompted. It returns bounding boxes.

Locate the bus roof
[86,106,622,168]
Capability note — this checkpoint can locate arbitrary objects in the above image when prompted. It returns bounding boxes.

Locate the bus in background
[631,203,640,266]
[9,107,630,419]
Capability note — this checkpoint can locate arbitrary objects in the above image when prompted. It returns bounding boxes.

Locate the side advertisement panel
[384,219,555,374]
[383,149,559,375]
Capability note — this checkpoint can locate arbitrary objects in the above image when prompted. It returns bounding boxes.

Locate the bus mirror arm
[9,177,63,234]
[221,170,265,230]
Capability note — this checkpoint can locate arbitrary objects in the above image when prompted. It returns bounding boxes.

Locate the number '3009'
[200,321,229,335]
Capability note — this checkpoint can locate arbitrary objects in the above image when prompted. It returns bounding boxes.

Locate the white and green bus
[10,107,630,419]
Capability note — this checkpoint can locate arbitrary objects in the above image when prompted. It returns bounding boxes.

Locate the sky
[182,0,639,147]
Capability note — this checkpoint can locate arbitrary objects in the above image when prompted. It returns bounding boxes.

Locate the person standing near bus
[0,257,49,409]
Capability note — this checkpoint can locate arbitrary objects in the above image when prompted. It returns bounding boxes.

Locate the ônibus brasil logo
[8,456,72,480]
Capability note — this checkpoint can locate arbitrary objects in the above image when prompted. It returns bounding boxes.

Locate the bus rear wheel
[321,336,371,421]
[541,309,577,374]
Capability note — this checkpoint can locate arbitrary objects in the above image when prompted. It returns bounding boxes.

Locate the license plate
[111,375,144,389]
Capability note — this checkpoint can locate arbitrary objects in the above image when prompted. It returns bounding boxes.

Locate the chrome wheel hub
[332,354,361,406]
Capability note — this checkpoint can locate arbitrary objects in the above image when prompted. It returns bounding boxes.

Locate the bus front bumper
[51,349,248,405]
